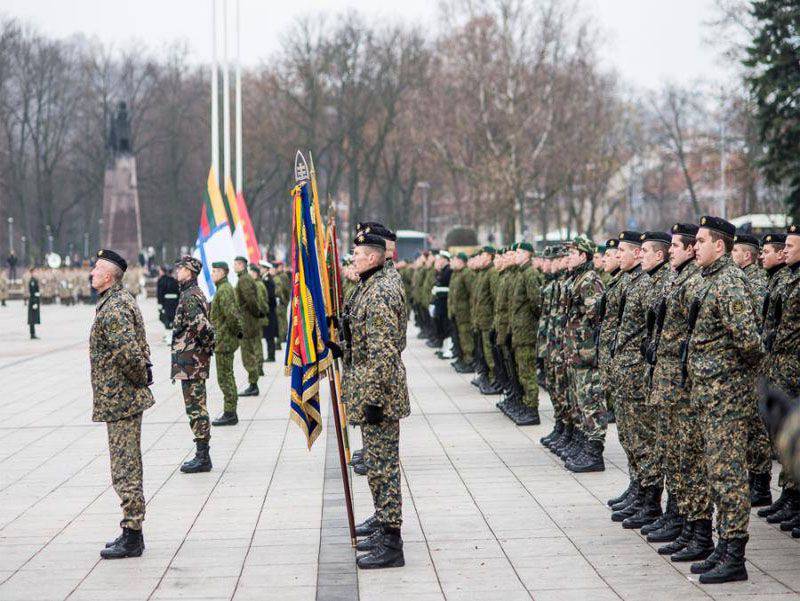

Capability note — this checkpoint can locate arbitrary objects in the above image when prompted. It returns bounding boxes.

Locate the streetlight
[416,181,430,249]
[7,217,13,254]
[21,235,27,266]
[83,233,90,259]
[46,225,53,254]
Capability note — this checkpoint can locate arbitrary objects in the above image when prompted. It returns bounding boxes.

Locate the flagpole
[234,0,243,193]
[210,0,219,183]
[222,0,231,185]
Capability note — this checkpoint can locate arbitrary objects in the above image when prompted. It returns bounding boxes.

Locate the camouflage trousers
[568,365,607,443]
[455,319,474,364]
[762,353,800,491]
[677,394,712,521]
[777,409,800,486]
[106,412,145,530]
[513,344,538,409]
[181,379,210,442]
[746,400,773,477]
[362,420,402,529]
[215,351,238,413]
[547,359,571,426]
[240,336,264,384]
[481,330,495,380]
[611,362,647,480]
[695,379,750,540]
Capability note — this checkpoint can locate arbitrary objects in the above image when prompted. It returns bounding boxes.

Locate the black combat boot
[350,449,364,465]
[100,528,144,559]
[354,514,381,537]
[612,486,644,522]
[479,378,502,395]
[607,479,635,507]
[779,511,800,531]
[658,520,694,555]
[561,431,585,461]
[106,531,146,550]
[792,525,800,538]
[212,411,238,426]
[643,494,676,536]
[541,421,563,447]
[757,487,790,518]
[355,528,384,552]
[749,471,772,507]
[238,383,259,397]
[699,537,748,584]
[180,441,212,473]
[567,440,605,473]
[353,461,367,476]
[765,490,799,523]
[622,485,662,529]
[356,530,405,569]
[647,512,684,543]
[515,406,540,427]
[671,519,714,562]
[689,537,726,573]
[611,481,639,511]
[550,425,573,455]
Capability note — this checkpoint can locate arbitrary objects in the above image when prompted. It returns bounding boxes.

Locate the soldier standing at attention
[210,262,244,426]
[234,257,264,397]
[509,242,541,425]
[732,234,766,298]
[27,267,40,339]
[686,216,763,584]
[344,232,410,570]
[171,256,215,473]
[89,250,154,559]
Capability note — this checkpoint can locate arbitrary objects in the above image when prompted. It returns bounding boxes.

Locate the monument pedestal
[101,154,142,265]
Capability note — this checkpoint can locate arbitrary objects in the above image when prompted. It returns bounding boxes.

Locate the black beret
[762,233,787,246]
[234,256,248,264]
[671,223,698,238]
[618,231,643,245]
[353,232,386,249]
[788,224,799,236]
[642,231,671,244]
[605,238,619,249]
[211,261,229,270]
[733,234,760,249]
[356,222,396,241]
[699,216,735,238]
[96,249,127,272]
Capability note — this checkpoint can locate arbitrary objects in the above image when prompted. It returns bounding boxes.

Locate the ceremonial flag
[194,167,237,298]
[285,171,332,448]
[223,176,261,264]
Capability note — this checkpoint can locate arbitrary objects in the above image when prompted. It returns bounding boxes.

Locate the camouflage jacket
[767,261,800,354]
[510,264,541,347]
[762,265,791,340]
[343,265,410,425]
[448,268,471,321]
[565,262,604,368]
[550,270,574,366]
[90,282,154,422]
[743,262,767,303]
[421,267,437,306]
[473,267,498,331]
[385,260,406,306]
[612,265,650,369]
[597,269,627,369]
[254,278,270,328]
[411,267,426,306]
[687,255,763,383]
[536,274,556,359]
[211,279,243,354]
[494,267,516,341]
[236,272,264,338]
[642,262,672,359]
[653,260,702,369]
[171,280,214,380]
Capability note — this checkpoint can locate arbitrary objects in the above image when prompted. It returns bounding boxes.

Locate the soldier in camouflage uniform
[343,232,409,570]
[448,252,474,373]
[683,216,763,584]
[210,262,244,426]
[493,248,517,411]
[172,256,215,473]
[757,228,800,528]
[538,248,563,445]
[234,257,265,396]
[598,240,623,426]
[509,242,541,425]
[563,236,607,472]
[89,249,154,559]
[731,233,773,507]
[472,247,500,394]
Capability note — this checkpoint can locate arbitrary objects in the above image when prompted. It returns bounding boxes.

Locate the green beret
[456,252,469,262]
[234,256,248,264]
[518,242,534,253]
[482,245,496,255]
[211,261,229,270]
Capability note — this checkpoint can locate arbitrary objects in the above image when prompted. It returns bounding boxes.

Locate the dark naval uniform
[27,274,41,338]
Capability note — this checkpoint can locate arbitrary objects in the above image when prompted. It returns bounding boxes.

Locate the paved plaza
[1,297,799,601]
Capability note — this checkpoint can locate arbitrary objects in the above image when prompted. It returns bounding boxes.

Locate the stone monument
[101,101,142,264]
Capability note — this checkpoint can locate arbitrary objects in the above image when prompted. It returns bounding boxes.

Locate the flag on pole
[223,176,261,264]
[194,167,238,298]
[285,155,332,448]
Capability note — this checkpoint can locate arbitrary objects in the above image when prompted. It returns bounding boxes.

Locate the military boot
[238,383,259,397]
[779,511,800,531]
[356,531,405,569]
[757,487,790,518]
[699,537,748,584]
[622,485,662,529]
[643,494,677,536]
[355,528,384,552]
[607,479,635,507]
[647,512,683,543]
[100,528,144,559]
[561,431,585,462]
[765,490,799,524]
[792,525,800,538]
[515,406,540,427]
[658,520,694,555]
[180,441,212,473]
[349,449,363,465]
[541,421,563,447]
[611,486,644,522]
[354,514,380,537]
[671,519,714,562]
[353,461,368,476]
[567,440,605,473]
[611,481,639,511]
[212,411,238,426]
[689,537,726,573]
[479,378,502,395]
[749,471,772,507]
[550,425,573,455]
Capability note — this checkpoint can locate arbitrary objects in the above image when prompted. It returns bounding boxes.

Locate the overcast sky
[2,0,728,91]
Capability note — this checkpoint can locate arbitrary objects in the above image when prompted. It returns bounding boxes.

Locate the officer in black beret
[733,234,766,300]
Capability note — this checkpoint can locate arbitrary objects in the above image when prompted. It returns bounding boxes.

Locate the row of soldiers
[405,217,800,584]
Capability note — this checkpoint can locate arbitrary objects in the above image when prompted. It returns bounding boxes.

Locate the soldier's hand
[325,340,343,359]
[758,380,797,440]
[364,404,383,425]
[145,362,154,386]
[237,331,244,339]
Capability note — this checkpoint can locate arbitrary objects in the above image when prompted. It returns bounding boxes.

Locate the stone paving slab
[0,298,798,601]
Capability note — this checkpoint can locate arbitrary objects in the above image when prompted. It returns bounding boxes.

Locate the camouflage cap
[175,255,202,274]
[567,235,596,256]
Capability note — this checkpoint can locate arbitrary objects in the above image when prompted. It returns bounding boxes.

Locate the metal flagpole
[234,0,243,193]
[211,0,219,183]
[222,0,231,185]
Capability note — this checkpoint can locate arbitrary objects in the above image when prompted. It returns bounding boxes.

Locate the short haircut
[709,230,734,253]
[676,235,695,250]
[649,240,669,259]
[737,244,759,263]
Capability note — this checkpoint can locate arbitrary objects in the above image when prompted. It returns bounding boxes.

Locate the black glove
[325,340,343,359]
[145,362,154,386]
[236,331,244,339]
[364,404,383,425]
[536,357,544,371]
[758,380,797,441]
